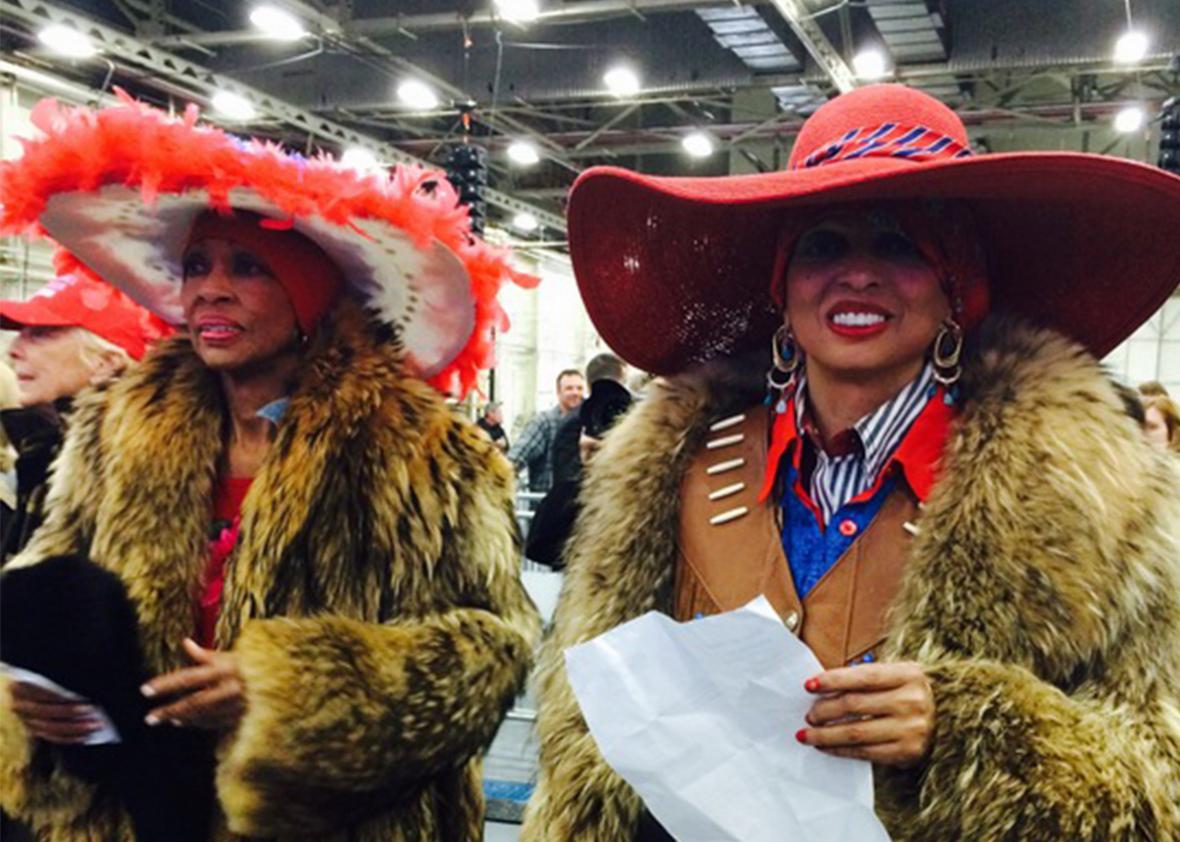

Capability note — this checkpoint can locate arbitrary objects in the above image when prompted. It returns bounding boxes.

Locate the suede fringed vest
[674,406,919,669]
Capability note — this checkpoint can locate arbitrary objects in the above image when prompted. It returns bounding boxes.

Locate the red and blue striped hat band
[796,123,973,170]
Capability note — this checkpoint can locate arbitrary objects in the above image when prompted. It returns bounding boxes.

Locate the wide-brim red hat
[568,84,1180,376]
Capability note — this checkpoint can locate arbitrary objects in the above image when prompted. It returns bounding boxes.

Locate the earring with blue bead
[766,323,801,414]
[931,316,963,404]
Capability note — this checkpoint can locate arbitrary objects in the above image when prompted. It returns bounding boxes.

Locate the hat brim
[568,152,1180,375]
[40,185,474,379]
[0,299,75,331]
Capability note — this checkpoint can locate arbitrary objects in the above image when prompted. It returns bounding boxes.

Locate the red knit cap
[186,212,345,334]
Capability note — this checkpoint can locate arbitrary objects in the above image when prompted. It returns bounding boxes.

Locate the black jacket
[1,400,69,564]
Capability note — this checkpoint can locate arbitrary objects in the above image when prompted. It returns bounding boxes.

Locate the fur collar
[569,315,1179,674]
[74,300,451,673]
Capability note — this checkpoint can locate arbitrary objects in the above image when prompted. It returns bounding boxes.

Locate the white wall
[489,249,605,440]
[1104,296,1180,394]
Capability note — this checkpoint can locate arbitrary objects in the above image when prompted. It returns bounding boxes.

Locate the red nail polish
[795,729,808,743]
[804,678,820,692]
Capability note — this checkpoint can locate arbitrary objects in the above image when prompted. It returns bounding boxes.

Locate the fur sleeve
[0,386,112,828]
[876,658,1180,840]
[877,323,1180,840]
[214,437,541,837]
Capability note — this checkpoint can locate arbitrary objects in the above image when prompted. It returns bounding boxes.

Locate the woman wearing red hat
[1,262,171,561]
[523,84,1180,840]
[0,93,540,840]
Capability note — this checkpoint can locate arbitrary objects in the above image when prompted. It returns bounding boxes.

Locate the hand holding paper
[563,596,892,842]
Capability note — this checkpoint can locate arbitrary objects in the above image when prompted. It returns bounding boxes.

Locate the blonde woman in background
[1,270,169,561]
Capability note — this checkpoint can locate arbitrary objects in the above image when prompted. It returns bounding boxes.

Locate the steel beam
[346,0,720,37]
[764,0,856,93]
[1,0,567,232]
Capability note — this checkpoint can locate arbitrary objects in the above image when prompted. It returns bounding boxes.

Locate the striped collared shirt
[795,362,936,526]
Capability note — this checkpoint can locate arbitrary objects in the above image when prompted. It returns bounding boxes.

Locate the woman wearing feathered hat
[522,84,1180,840]
[0,92,541,840]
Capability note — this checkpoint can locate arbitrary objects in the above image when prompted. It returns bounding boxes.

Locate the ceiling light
[507,140,540,166]
[512,212,539,233]
[397,79,439,110]
[211,90,257,121]
[682,131,715,158]
[37,23,97,58]
[1114,105,1145,133]
[341,147,380,171]
[603,66,641,98]
[852,48,889,81]
[249,5,307,41]
[1113,30,1149,64]
[494,0,541,23]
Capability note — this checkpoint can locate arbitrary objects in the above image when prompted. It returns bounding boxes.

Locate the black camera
[580,379,633,439]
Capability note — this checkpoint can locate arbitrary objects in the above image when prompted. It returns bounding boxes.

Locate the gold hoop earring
[766,324,801,412]
[771,324,800,377]
[931,318,963,387]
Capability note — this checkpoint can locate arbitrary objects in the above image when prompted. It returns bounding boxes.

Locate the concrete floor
[486,822,521,841]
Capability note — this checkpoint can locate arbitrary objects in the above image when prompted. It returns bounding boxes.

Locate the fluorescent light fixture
[1113,30,1149,64]
[603,66,641,97]
[37,23,97,58]
[494,0,541,23]
[1114,105,1145,133]
[512,212,539,232]
[249,5,307,41]
[852,48,889,80]
[211,90,257,121]
[507,140,540,166]
[397,79,439,110]
[341,147,380,171]
[682,131,715,158]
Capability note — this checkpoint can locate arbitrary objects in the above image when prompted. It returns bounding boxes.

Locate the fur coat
[520,318,1180,841]
[0,300,542,841]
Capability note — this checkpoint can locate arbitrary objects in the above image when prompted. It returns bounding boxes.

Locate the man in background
[550,353,629,485]
[477,401,510,453]
[509,368,585,494]
[526,353,631,567]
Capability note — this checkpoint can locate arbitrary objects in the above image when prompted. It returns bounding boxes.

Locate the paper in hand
[564,596,891,842]
[1,663,122,745]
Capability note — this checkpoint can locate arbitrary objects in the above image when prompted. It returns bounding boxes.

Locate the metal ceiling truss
[272,0,585,176]
[764,0,856,93]
[1,0,568,232]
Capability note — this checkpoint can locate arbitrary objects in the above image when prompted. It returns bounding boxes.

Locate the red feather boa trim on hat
[0,89,539,397]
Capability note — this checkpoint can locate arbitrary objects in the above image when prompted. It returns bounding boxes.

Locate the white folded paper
[0,664,122,745]
[564,596,891,842]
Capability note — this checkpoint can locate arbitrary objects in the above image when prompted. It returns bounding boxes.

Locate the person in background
[1138,380,1170,398]
[551,353,629,484]
[509,368,585,493]
[1,270,170,562]
[0,361,18,513]
[0,93,539,840]
[1142,391,1180,453]
[477,400,510,452]
[526,353,632,568]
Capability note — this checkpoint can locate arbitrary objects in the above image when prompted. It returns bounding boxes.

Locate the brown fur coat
[0,300,541,841]
[521,318,1180,841]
